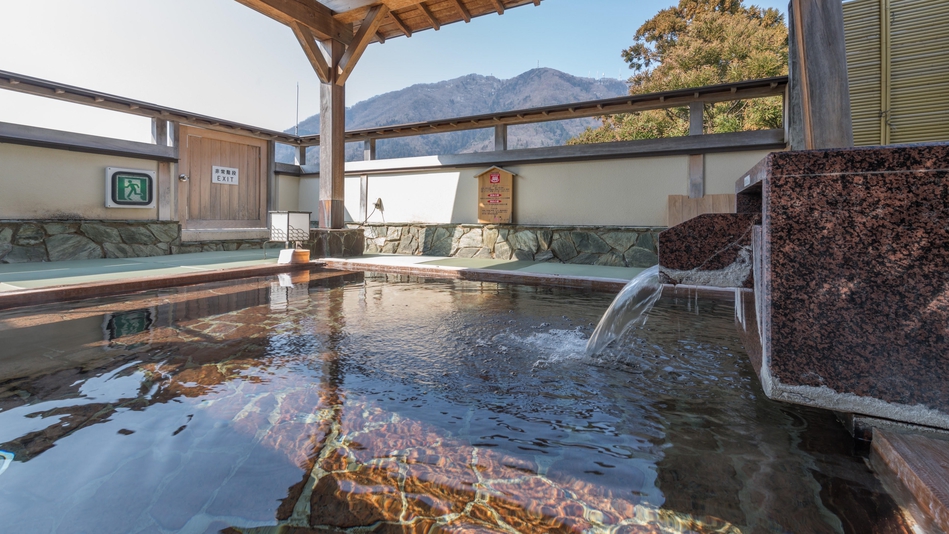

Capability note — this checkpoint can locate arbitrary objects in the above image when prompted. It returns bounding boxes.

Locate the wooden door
[178,126,269,229]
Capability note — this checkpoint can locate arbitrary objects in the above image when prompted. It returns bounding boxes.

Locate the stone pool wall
[351,223,663,267]
[0,220,264,263]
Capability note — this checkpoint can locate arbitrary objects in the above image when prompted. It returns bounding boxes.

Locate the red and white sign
[487,200,503,204]
[488,193,502,197]
[489,173,501,184]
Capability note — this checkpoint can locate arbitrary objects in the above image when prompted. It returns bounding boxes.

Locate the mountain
[278,68,628,163]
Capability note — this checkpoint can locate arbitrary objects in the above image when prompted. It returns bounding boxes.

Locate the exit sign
[105,167,156,208]
[212,166,239,185]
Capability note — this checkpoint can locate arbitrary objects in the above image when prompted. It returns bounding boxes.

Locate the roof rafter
[233,0,353,43]
[448,0,471,23]
[389,10,412,37]
[417,2,440,30]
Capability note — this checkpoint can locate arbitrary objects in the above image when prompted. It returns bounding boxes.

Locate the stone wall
[0,220,263,263]
[354,224,662,268]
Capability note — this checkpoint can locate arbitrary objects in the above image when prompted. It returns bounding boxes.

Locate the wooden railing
[0,69,787,168]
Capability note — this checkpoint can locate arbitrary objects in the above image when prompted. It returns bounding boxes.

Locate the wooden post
[688,156,704,199]
[151,118,168,146]
[295,145,307,165]
[319,39,346,229]
[155,119,175,221]
[788,0,853,150]
[364,138,375,161]
[688,101,703,136]
[494,124,507,151]
[157,161,173,221]
[267,140,277,212]
[688,101,704,198]
[360,174,369,223]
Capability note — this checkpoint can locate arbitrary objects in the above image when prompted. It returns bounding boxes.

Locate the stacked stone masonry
[0,220,264,263]
[353,224,662,268]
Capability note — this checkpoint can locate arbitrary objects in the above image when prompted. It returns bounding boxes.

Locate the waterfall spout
[585,265,662,357]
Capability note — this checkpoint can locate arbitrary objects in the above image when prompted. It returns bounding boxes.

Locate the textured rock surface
[354,224,662,268]
[0,220,264,263]
[47,234,103,262]
[310,228,364,258]
[14,224,45,246]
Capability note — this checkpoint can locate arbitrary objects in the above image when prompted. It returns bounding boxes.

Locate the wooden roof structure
[339,0,540,42]
[232,0,545,228]
[233,0,542,85]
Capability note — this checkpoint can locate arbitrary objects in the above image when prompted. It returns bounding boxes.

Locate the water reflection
[0,272,913,533]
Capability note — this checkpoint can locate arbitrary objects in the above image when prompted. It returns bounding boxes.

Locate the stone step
[872,429,949,532]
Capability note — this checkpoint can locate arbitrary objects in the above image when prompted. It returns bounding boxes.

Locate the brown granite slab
[658,213,760,288]
[871,429,949,533]
[750,143,949,429]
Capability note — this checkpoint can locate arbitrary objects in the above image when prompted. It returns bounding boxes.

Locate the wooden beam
[0,121,177,161]
[296,77,788,144]
[389,10,412,37]
[418,2,440,30]
[0,70,301,144]
[342,130,787,174]
[232,0,353,43]
[490,0,505,15]
[337,4,389,86]
[448,0,471,22]
[290,21,330,83]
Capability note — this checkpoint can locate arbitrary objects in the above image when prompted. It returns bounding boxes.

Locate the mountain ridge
[278,68,627,162]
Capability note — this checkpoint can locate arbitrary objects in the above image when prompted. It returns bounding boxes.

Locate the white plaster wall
[297,175,362,222]
[288,149,781,227]
[275,173,300,211]
[705,150,775,195]
[0,143,159,220]
[344,176,361,223]
[298,175,319,221]
[364,171,467,225]
[359,158,691,227]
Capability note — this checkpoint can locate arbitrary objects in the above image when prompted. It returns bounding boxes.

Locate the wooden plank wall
[667,194,736,227]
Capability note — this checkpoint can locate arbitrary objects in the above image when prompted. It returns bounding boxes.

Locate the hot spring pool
[0,271,911,533]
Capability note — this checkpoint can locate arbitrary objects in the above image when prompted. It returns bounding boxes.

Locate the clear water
[0,272,911,533]
[586,265,663,357]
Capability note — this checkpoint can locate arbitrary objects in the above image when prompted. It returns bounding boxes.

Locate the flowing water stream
[585,265,663,357]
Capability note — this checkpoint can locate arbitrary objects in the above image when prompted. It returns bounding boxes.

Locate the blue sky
[0,0,790,141]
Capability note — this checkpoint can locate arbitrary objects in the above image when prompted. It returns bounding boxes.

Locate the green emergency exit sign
[106,167,155,208]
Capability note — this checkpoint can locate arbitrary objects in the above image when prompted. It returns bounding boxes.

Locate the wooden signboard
[476,166,514,224]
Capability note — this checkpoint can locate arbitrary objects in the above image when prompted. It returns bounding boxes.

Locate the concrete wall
[0,143,160,220]
[293,149,773,228]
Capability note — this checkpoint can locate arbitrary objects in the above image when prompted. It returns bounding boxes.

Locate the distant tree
[570,0,788,144]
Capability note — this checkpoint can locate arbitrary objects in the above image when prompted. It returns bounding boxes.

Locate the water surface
[0,272,911,533]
